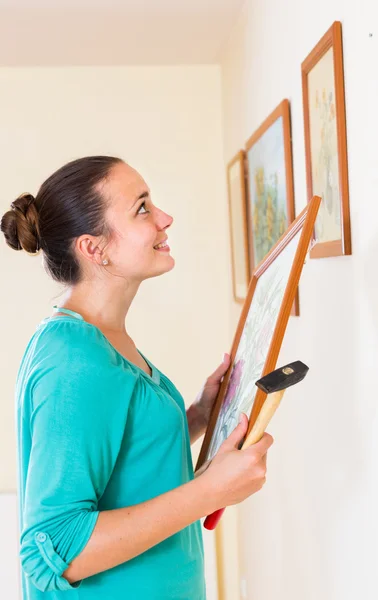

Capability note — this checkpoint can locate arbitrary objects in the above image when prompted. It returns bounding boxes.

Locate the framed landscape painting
[226,151,250,303]
[196,196,321,469]
[245,100,298,315]
[245,99,295,270]
[302,21,351,258]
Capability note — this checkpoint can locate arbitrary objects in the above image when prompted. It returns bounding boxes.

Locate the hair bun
[1,193,41,254]
[11,192,36,214]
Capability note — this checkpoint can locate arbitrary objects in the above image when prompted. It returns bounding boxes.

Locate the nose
[155,207,173,231]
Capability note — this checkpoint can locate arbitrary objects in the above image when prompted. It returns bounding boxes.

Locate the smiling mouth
[153,240,168,250]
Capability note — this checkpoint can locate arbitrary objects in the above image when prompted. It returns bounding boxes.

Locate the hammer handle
[203,389,285,530]
[242,388,285,449]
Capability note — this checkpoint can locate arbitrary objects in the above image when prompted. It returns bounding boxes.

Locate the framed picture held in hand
[196,195,321,471]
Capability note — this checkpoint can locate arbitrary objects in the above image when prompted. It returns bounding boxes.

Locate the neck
[60,278,141,334]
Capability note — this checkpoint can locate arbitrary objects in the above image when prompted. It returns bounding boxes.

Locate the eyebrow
[130,191,149,210]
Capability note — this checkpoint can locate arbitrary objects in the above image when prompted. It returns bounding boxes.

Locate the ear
[75,235,104,266]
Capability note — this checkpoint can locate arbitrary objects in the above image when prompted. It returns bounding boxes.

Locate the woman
[1,156,273,600]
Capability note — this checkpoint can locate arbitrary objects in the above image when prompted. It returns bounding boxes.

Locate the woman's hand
[197,413,274,509]
[195,352,231,424]
[187,353,231,444]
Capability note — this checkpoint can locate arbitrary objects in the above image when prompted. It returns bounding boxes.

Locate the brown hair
[1,156,122,284]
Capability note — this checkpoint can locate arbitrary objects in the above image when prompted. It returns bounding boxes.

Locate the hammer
[203,360,309,530]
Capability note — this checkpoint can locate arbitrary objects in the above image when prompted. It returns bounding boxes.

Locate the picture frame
[226,151,250,303]
[245,100,296,269]
[245,99,298,315]
[196,196,321,470]
[302,21,351,258]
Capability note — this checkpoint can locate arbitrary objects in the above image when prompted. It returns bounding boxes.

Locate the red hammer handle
[204,507,225,530]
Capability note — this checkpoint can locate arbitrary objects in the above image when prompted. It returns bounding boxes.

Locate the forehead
[102,162,149,209]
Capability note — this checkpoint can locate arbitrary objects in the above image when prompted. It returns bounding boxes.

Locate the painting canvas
[247,117,288,264]
[245,100,295,271]
[196,196,321,470]
[302,21,351,258]
[227,152,250,303]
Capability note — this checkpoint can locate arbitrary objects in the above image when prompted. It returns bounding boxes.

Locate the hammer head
[255,361,309,394]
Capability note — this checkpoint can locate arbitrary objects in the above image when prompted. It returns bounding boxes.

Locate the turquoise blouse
[16,308,205,599]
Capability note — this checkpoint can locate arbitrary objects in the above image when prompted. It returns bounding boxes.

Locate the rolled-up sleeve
[20,349,137,592]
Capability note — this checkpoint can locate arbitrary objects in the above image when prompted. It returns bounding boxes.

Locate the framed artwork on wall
[245,100,295,268]
[302,21,351,258]
[226,151,250,303]
[245,99,298,315]
[196,196,321,470]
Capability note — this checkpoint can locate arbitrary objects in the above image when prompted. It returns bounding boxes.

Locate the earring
[102,258,109,266]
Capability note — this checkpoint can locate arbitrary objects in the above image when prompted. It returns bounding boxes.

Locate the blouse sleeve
[19,346,138,592]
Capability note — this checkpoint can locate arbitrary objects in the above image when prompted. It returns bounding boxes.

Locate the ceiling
[0,0,244,66]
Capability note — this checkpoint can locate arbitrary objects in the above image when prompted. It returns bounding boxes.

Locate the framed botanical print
[302,21,351,258]
[196,196,321,470]
[226,151,250,303]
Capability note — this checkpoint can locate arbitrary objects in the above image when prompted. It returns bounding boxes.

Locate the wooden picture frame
[226,151,250,303]
[245,100,295,269]
[196,196,321,470]
[245,99,298,315]
[302,21,351,258]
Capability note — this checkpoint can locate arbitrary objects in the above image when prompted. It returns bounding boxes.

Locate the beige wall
[0,65,228,599]
[221,0,377,599]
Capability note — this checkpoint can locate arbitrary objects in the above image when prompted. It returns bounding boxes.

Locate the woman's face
[101,162,174,281]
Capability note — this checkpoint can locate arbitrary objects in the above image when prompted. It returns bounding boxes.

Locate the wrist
[192,400,208,430]
[190,471,219,516]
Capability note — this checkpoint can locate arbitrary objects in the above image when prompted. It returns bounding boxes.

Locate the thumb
[218,413,248,453]
[206,353,231,385]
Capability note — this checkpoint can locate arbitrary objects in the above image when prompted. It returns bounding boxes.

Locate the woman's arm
[186,402,207,444]
[63,475,211,584]
[65,414,273,584]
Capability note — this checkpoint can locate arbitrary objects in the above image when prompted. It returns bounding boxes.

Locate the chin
[159,255,175,274]
[147,255,175,279]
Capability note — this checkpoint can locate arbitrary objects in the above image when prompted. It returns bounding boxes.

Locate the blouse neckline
[45,306,160,385]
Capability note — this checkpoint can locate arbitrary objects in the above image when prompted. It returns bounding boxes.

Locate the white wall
[0,65,228,599]
[221,1,377,599]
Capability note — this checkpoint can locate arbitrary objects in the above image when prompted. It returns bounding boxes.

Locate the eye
[137,201,150,215]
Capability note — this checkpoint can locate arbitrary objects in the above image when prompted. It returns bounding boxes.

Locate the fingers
[219,413,249,452]
[245,432,274,458]
[218,415,273,462]
[206,353,231,385]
